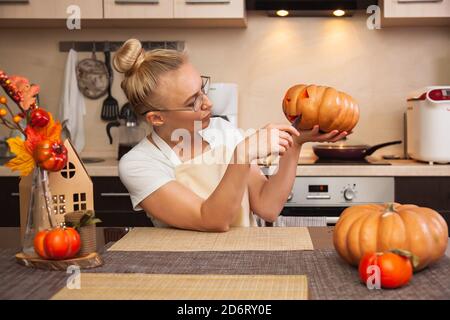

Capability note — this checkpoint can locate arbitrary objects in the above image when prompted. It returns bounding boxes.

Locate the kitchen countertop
[1,227,449,300]
[0,158,120,177]
[0,157,449,177]
[294,158,450,177]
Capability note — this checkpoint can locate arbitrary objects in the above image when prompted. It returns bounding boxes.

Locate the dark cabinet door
[0,176,153,228]
[395,177,450,231]
[395,177,448,209]
[443,178,450,209]
[0,177,21,227]
[92,177,153,227]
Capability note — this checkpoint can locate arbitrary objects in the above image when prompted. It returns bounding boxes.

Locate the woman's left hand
[294,125,348,145]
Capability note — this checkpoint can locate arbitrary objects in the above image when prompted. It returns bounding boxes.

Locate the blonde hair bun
[113,38,188,115]
[113,38,145,74]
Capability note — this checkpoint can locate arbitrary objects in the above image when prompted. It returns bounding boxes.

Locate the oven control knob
[343,188,355,201]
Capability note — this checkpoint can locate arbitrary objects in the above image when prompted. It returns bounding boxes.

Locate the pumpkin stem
[384,203,396,214]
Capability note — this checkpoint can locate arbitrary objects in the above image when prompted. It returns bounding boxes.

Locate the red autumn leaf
[24,126,43,154]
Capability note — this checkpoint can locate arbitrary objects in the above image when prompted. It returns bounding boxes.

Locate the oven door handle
[306,195,331,200]
[326,216,339,225]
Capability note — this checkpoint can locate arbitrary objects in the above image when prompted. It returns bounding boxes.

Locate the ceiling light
[333,9,345,17]
[276,10,289,17]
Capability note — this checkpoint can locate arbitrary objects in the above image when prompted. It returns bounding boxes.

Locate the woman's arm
[139,161,251,232]
[248,125,348,222]
[138,124,297,232]
[248,142,302,222]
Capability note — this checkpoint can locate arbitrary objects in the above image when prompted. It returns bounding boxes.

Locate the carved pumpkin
[282,84,359,133]
[333,203,448,271]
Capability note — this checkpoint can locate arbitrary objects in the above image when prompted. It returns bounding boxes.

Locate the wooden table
[0,227,449,300]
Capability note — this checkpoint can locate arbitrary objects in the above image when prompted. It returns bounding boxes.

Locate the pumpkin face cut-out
[282,84,359,133]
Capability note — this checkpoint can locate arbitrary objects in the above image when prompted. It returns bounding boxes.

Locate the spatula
[101,46,119,121]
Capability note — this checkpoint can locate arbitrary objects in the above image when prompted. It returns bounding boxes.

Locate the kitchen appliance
[206,83,238,127]
[106,102,146,160]
[312,140,402,160]
[246,0,377,16]
[406,86,450,164]
[273,176,395,227]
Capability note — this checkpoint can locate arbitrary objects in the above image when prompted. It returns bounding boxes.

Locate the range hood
[246,0,378,16]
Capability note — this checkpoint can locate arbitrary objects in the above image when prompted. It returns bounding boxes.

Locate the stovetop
[298,156,391,166]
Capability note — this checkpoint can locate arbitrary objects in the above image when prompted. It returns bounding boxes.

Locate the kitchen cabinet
[92,177,153,227]
[0,0,103,19]
[0,0,246,27]
[103,0,173,19]
[0,177,20,227]
[381,0,450,26]
[104,0,245,20]
[174,0,245,19]
[395,177,450,231]
[0,176,152,228]
[103,0,246,27]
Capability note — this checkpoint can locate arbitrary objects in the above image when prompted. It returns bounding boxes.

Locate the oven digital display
[308,185,328,193]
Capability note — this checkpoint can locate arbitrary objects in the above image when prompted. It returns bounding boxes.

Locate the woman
[114,39,347,232]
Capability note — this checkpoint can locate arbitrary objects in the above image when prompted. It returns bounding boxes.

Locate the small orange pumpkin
[34,227,81,260]
[33,139,68,172]
[333,203,448,271]
[282,84,359,133]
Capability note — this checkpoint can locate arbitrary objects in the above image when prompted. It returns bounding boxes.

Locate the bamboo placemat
[50,273,308,300]
[108,227,314,252]
[2,247,449,300]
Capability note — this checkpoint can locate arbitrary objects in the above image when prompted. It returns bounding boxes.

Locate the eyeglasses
[141,76,210,116]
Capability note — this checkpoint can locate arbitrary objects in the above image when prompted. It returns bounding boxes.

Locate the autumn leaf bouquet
[0,69,78,260]
[0,70,68,176]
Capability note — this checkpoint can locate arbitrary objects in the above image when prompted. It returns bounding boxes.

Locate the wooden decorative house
[19,139,94,237]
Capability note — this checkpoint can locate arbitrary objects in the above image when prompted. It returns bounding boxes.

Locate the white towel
[59,48,86,153]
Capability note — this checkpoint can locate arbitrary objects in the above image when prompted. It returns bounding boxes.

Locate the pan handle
[365,140,402,156]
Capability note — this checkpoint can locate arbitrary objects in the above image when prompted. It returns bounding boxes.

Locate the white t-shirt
[119,117,245,214]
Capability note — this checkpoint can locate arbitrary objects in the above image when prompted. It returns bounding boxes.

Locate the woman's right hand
[234,124,300,163]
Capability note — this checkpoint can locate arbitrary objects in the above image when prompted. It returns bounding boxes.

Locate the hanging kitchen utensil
[312,140,402,160]
[101,42,119,121]
[76,43,109,99]
[106,102,146,160]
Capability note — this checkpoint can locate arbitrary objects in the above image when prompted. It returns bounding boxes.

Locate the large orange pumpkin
[333,203,448,271]
[282,84,359,133]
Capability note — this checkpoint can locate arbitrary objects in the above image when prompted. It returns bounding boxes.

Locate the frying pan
[76,43,109,99]
[312,140,402,160]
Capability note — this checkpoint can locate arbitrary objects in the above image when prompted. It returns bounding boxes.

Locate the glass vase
[21,166,56,257]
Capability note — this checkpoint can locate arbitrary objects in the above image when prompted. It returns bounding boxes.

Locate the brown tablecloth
[1,227,449,300]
